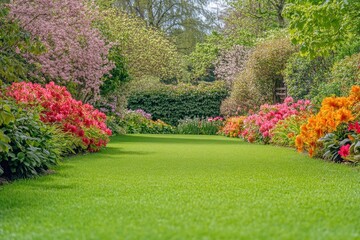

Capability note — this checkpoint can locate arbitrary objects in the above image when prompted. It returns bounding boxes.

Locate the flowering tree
[214,45,251,86]
[9,0,114,103]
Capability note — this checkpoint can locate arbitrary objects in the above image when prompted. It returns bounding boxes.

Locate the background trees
[98,0,216,54]
[285,0,360,57]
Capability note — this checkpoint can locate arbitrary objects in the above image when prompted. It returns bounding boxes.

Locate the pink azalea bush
[242,97,312,143]
[7,82,112,152]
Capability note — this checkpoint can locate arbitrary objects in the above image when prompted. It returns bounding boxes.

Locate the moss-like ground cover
[0,135,359,239]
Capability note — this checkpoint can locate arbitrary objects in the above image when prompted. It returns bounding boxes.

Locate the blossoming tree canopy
[8,0,114,102]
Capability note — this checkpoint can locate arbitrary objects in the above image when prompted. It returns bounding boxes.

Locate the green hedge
[127,81,228,125]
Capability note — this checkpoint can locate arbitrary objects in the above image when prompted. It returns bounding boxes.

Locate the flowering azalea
[242,97,312,143]
[296,86,359,156]
[7,82,111,151]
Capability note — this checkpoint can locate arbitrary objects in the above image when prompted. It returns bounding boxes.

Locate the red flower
[338,144,351,158]
[6,82,111,152]
[348,122,360,134]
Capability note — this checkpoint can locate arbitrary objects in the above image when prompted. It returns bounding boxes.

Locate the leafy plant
[0,101,61,179]
[270,113,311,147]
[0,100,15,153]
[312,53,360,105]
[119,110,175,134]
[285,0,360,57]
[177,117,224,135]
[283,53,333,101]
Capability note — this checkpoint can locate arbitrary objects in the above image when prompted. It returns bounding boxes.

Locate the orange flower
[295,85,360,156]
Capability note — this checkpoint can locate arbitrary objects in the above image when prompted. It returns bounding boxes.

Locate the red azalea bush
[7,82,112,152]
[242,97,312,143]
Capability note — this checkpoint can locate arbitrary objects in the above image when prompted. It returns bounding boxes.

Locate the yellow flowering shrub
[296,86,360,156]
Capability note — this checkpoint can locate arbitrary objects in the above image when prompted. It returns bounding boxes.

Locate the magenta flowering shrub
[242,97,312,143]
[9,0,114,102]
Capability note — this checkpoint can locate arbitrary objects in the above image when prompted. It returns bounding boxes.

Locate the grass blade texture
[0,135,359,239]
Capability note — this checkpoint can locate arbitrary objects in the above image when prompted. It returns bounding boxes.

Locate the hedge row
[127,81,228,125]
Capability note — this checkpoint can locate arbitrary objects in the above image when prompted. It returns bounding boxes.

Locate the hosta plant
[0,101,61,179]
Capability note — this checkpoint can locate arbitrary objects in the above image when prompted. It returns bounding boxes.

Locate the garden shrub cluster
[177,117,224,135]
[220,85,360,164]
[115,109,175,134]
[221,36,296,116]
[7,82,112,152]
[0,82,111,180]
[128,81,228,125]
[296,86,360,161]
[220,117,246,138]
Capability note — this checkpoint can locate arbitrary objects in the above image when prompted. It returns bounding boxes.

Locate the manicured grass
[0,135,359,239]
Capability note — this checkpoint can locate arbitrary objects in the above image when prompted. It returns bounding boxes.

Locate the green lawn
[0,135,359,239]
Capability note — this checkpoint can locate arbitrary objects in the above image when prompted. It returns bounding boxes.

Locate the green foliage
[312,52,360,105]
[177,118,223,135]
[318,133,350,163]
[187,32,223,81]
[119,112,175,134]
[97,9,184,80]
[0,100,15,155]
[283,53,333,100]
[224,36,296,115]
[0,5,43,84]
[101,46,130,97]
[285,0,360,57]
[106,115,127,135]
[224,0,287,46]
[128,81,228,125]
[0,101,61,179]
[270,114,310,147]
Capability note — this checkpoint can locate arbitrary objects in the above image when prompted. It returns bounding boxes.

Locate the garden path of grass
[0,134,359,239]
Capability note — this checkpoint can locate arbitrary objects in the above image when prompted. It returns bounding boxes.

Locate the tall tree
[0,3,43,84]
[97,0,216,54]
[285,0,360,57]
[97,9,183,80]
[9,0,114,103]
[223,0,286,46]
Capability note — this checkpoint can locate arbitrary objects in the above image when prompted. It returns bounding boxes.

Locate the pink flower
[338,144,351,158]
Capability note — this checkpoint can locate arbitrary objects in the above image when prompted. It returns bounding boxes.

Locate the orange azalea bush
[296,86,360,156]
[220,116,246,138]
